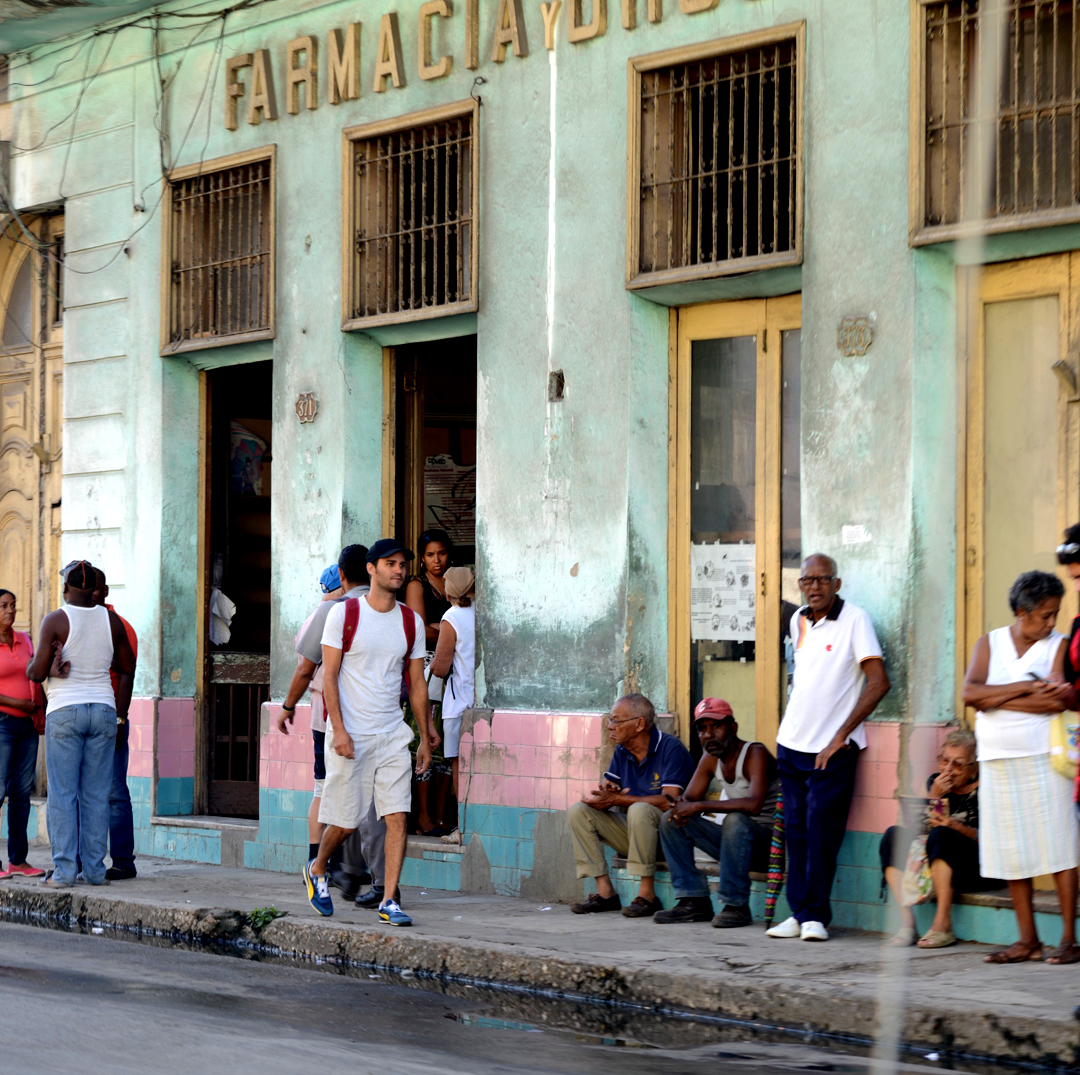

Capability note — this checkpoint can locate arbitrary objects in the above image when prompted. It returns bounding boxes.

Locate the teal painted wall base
[155,777,194,816]
[1,801,40,845]
[244,786,310,873]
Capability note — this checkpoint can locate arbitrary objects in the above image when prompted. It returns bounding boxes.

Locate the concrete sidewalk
[1,847,1077,1067]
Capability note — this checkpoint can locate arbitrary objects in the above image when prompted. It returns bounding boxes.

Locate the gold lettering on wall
[419,0,453,80]
[491,0,528,61]
[465,0,479,70]
[678,0,716,12]
[328,23,362,103]
[568,0,606,43]
[623,0,661,27]
[247,48,279,124]
[225,53,252,130]
[286,36,318,113]
[373,12,407,91]
[541,0,562,49]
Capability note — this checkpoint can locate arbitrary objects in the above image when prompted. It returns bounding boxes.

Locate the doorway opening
[389,335,476,835]
[203,360,273,818]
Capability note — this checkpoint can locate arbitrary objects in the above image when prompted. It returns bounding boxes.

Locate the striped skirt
[979,754,1079,880]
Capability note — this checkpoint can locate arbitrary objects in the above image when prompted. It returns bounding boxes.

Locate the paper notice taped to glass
[690,544,756,642]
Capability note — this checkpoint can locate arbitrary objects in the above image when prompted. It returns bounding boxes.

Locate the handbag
[900,834,934,906]
[1050,712,1080,780]
[19,632,46,735]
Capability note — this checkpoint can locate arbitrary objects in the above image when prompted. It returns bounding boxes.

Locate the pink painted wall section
[127,697,155,778]
[157,697,196,779]
[262,703,315,793]
[460,711,605,811]
[846,723,950,833]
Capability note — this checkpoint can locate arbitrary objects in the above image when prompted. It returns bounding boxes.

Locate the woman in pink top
[0,590,45,878]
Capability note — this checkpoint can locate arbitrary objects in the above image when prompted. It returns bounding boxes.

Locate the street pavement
[0,920,960,1075]
[0,849,1077,1066]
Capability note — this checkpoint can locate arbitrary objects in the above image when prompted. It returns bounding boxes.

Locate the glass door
[672,295,801,749]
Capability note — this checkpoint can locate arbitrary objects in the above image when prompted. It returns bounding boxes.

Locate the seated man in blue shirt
[568,694,694,917]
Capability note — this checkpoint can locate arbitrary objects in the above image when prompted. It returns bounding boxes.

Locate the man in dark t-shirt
[567,694,694,918]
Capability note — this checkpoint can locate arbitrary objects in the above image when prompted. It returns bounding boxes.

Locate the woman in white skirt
[963,570,1080,965]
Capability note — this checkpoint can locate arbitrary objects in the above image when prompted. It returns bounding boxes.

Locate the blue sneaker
[303,859,333,917]
[378,898,412,926]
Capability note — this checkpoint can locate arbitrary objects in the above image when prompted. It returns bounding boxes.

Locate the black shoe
[653,896,714,924]
[355,886,401,909]
[712,904,753,928]
[105,867,137,881]
[622,895,663,918]
[570,892,622,915]
[331,869,366,902]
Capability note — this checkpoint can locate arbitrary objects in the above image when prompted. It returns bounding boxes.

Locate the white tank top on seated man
[975,625,1065,761]
[45,603,116,714]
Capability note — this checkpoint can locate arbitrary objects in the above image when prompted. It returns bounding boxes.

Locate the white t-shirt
[440,604,475,723]
[776,599,883,754]
[321,597,425,738]
[975,626,1064,761]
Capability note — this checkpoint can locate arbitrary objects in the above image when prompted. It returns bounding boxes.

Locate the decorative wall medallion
[295,392,318,423]
[837,317,872,357]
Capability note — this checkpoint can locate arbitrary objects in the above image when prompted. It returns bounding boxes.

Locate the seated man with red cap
[655,697,780,928]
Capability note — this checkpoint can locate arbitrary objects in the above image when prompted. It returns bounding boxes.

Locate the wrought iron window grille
[627,26,804,289]
[343,101,479,329]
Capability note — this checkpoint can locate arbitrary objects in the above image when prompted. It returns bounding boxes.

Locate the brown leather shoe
[621,895,663,918]
[570,892,622,914]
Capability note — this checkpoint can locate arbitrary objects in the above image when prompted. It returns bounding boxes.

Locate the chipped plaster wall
[16,0,1080,725]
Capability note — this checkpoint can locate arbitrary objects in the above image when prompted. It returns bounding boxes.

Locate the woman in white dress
[430,567,476,846]
[962,570,1080,965]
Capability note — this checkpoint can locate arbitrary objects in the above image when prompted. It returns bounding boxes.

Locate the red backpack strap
[341,597,360,653]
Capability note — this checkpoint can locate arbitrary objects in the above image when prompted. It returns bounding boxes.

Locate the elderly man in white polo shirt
[766,553,890,942]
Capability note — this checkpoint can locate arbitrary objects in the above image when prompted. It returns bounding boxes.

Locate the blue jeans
[109,736,135,872]
[0,714,39,865]
[659,810,770,905]
[45,704,116,885]
[777,742,860,927]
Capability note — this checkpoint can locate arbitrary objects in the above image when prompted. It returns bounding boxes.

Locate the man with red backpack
[303,539,431,925]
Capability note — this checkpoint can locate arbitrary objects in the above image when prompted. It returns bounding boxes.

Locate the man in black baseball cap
[365,538,415,565]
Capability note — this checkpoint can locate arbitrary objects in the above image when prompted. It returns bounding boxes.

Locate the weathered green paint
[11,0,1080,727]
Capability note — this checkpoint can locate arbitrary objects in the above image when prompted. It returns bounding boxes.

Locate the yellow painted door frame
[957,253,1080,717]
[669,294,801,748]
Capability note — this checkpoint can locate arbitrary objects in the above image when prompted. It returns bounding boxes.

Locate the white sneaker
[800,920,829,941]
[765,915,801,938]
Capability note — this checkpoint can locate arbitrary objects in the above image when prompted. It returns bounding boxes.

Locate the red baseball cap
[694,697,734,721]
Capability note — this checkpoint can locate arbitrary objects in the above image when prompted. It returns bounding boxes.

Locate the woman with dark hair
[1055,523,1080,707]
[405,530,454,836]
[405,529,454,647]
[963,570,1080,964]
[0,589,45,878]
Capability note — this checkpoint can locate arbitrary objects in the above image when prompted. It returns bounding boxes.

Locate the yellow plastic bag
[1049,713,1080,781]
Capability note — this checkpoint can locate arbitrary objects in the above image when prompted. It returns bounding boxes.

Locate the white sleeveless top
[975,626,1064,761]
[46,604,116,715]
[440,604,475,723]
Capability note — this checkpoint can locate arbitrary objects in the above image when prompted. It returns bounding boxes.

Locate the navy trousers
[777,742,860,927]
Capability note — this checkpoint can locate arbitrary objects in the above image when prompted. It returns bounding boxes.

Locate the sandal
[890,926,917,947]
[1045,941,1080,965]
[917,929,957,949]
[984,941,1043,964]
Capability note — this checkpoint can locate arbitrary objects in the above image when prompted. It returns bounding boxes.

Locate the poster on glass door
[690,544,756,642]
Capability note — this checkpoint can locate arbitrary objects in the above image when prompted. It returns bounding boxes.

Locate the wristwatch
[282,702,295,714]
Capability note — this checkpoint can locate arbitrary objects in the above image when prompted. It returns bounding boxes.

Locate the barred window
[162,148,275,354]
[343,101,478,330]
[627,28,804,289]
[918,0,1080,240]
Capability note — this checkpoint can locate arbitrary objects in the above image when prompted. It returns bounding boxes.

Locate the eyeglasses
[1058,543,1080,556]
[606,716,640,727]
[798,575,836,589]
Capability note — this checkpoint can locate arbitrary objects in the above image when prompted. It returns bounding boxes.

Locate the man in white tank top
[656,698,780,928]
[27,561,136,887]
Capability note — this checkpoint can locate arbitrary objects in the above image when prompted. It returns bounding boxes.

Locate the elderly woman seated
[879,729,1002,948]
